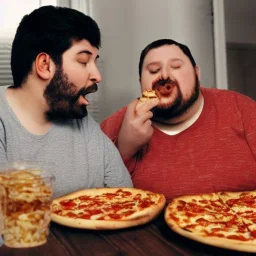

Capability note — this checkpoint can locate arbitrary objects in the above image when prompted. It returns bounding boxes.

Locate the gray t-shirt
[0,86,133,197]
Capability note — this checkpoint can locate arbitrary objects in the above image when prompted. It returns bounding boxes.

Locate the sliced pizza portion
[139,89,158,102]
[218,191,256,213]
[51,188,165,230]
[165,193,256,252]
[218,191,256,238]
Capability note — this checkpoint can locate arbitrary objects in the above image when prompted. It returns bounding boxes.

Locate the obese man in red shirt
[101,39,256,202]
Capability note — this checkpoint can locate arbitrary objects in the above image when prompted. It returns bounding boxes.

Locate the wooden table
[1,212,253,256]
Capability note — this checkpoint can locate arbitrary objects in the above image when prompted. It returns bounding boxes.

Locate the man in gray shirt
[0,6,132,197]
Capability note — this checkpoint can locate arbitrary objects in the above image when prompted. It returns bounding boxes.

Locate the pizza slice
[51,188,165,230]
[139,89,158,102]
[218,191,256,213]
[218,191,256,237]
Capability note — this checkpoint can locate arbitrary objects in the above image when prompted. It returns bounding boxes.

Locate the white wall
[91,0,215,121]
[168,0,215,88]
[91,0,134,122]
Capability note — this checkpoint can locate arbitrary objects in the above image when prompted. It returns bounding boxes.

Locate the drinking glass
[0,161,55,248]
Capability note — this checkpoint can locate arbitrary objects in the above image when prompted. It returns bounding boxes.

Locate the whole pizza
[51,188,166,230]
[165,191,256,253]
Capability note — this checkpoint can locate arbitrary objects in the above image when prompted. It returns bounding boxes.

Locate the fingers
[125,99,141,118]
[135,98,159,116]
[124,97,159,125]
[136,111,153,124]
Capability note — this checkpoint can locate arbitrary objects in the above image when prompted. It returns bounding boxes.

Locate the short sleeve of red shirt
[100,107,137,171]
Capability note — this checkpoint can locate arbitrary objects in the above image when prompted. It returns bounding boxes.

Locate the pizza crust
[169,224,256,253]
[51,188,166,230]
[52,211,155,230]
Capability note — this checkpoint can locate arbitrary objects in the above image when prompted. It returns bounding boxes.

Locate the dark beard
[44,67,97,121]
[151,75,200,121]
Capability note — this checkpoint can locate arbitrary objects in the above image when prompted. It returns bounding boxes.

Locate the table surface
[1,212,254,256]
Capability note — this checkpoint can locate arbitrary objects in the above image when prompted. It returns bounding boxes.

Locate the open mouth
[78,83,98,104]
[153,83,174,98]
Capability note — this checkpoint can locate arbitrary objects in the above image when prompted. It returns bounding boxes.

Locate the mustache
[80,83,98,96]
[152,78,178,89]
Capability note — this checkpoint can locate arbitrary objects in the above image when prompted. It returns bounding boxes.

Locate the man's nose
[160,66,170,80]
[90,65,102,83]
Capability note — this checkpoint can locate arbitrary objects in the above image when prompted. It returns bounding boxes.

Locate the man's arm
[116,98,159,158]
[245,118,256,161]
[88,115,132,187]
[101,98,158,174]
[101,98,159,158]
[236,94,256,160]
[102,133,133,188]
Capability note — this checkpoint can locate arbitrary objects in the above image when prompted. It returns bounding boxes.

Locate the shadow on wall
[226,44,256,101]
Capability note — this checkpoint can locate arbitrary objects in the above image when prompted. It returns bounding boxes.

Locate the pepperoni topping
[226,195,256,207]
[60,200,76,210]
[65,212,77,218]
[138,199,154,209]
[250,230,256,237]
[108,213,121,219]
[227,235,248,241]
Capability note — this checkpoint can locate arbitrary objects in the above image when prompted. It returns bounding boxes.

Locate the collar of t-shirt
[152,96,204,136]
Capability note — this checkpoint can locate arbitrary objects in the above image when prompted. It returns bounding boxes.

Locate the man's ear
[195,66,201,82]
[35,53,54,80]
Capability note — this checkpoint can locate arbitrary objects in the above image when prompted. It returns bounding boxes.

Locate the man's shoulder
[100,106,127,138]
[0,86,9,116]
[101,106,127,126]
[201,86,237,97]
[201,87,255,104]
[0,86,8,102]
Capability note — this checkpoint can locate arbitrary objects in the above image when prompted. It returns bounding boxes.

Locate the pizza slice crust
[169,224,256,253]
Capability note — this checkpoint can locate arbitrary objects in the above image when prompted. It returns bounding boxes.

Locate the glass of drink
[0,161,55,248]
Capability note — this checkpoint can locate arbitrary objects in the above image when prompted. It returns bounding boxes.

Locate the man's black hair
[11,5,101,87]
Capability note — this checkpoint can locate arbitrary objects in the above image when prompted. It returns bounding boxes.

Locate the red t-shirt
[101,88,256,201]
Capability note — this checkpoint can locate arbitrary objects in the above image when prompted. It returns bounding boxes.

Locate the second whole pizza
[165,191,256,253]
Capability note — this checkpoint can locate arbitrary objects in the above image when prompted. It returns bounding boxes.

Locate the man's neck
[6,82,51,135]
[153,91,204,135]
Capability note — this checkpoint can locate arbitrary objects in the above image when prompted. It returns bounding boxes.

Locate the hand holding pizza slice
[116,90,159,158]
[136,89,158,113]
